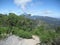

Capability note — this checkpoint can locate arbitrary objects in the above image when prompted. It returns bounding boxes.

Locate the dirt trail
[0,35,40,45]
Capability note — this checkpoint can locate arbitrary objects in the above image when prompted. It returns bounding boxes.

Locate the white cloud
[41,10,53,15]
[14,0,32,12]
[30,10,56,17]
[39,10,59,17]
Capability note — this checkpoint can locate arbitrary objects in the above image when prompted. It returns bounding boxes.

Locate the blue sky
[0,0,60,18]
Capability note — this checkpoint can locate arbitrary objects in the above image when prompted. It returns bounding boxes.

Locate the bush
[0,27,10,39]
[12,28,32,39]
[0,27,8,34]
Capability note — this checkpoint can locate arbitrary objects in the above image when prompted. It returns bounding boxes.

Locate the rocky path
[0,35,40,45]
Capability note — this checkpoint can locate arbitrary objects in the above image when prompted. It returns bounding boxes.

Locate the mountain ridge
[23,14,60,27]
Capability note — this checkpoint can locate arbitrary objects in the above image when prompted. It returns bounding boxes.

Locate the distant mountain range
[23,14,60,27]
[31,16,60,27]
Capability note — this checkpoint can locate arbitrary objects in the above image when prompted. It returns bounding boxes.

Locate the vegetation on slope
[0,13,60,45]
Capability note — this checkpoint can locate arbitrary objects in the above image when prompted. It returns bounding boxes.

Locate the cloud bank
[14,0,32,12]
[42,10,53,15]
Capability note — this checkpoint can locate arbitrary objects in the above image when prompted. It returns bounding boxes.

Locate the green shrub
[12,28,32,39]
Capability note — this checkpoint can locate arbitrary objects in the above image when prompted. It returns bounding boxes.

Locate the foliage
[0,13,35,39]
[0,13,60,45]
